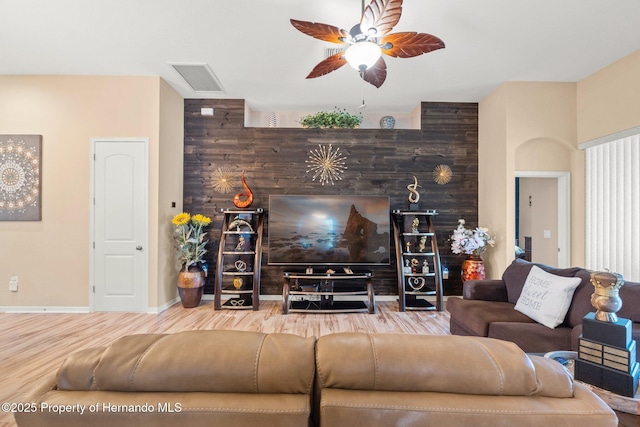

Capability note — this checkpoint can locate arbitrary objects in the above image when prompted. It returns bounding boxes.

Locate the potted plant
[172,212,212,308]
[299,107,363,129]
[450,219,495,282]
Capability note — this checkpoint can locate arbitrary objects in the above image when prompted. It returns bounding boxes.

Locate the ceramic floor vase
[177,268,205,308]
[461,255,485,282]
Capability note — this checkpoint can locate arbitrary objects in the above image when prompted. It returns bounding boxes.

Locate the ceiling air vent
[170,63,225,93]
[324,47,345,59]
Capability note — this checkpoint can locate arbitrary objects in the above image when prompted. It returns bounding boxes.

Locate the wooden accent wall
[184,99,478,296]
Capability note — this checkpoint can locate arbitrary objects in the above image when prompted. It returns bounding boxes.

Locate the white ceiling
[3,0,640,114]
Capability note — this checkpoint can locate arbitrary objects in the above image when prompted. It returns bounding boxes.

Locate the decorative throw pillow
[503,258,582,304]
[514,265,582,329]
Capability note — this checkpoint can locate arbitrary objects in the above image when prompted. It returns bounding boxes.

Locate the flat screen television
[268,195,390,265]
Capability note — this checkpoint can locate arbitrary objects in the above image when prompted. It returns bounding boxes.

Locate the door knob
[136,245,143,251]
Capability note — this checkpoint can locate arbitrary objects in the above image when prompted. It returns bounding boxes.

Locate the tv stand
[282,271,376,314]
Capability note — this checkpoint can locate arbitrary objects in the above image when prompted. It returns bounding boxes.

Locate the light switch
[544,230,551,239]
[9,275,18,292]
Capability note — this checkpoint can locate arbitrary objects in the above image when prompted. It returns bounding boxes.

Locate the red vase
[461,255,485,282]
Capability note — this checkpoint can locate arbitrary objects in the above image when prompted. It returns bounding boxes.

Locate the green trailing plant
[300,108,363,129]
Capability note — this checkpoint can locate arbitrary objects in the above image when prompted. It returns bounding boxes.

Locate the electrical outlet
[9,275,18,292]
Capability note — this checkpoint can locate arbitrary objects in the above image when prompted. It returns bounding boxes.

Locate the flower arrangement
[450,219,495,257]
[299,107,363,129]
[171,212,212,270]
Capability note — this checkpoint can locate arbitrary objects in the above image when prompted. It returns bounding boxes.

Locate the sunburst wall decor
[433,164,452,185]
[305,144,347,186]
[211,167,235,193]
[0,135,42,221]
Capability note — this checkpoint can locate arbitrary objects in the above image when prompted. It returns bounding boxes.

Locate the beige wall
[0,76,183,310]
[480,48,640,277]
[479,82,578,277]
[157,80,185,308]
[578,49,640,143]
[478,84,509,279]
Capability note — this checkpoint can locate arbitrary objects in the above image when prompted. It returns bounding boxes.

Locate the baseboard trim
[0,306,91,314]
[147,296,181,314]
[1,296,451,314]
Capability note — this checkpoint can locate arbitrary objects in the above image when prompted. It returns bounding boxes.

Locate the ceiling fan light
[345,41,382,71]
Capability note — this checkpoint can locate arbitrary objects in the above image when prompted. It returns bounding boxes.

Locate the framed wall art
[0,135,42,221]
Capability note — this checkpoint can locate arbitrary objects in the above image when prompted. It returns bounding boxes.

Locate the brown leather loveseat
[15,330,617,426]
[447,258,640,358]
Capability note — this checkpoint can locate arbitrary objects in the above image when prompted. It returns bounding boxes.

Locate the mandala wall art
[0,135,42,221]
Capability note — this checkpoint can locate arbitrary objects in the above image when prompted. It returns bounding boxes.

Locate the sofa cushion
[318,385,616,427]
[617,279,640,322]
[488,321,573,354]
[446,298,535,337]
[514,266,581,328]
[58,330,316,394]
[502,258,582,304]
[316,332,573,397]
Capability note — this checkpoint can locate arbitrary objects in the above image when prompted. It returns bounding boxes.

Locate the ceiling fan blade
[290,19,349,44]
[306,52,348,79]
[361,57,387,88]
[360,0,403,38]
[381,32,445,58]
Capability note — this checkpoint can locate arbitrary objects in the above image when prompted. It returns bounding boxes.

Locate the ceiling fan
[290,0,445,88]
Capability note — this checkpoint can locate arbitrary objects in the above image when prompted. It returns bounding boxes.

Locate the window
[584,133,640,281]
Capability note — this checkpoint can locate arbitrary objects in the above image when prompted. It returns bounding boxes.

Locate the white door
[92,138,148,312]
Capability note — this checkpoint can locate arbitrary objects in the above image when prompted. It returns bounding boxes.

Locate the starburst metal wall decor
[211,167,235,193]
[433,164,452,185]
[305,144,347,186]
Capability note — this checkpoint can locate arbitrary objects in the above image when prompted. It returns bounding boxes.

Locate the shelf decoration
[406,175,421,209]
[299,108,362,129]
[233,171,254,208]
[433,164,452,185]
[305,144,347,185]
[215,208,264,311]
[0,135,42,221]
[392,210,443,312]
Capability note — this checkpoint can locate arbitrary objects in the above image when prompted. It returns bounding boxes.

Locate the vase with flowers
[172,212,212,308]
[450,219,496,282]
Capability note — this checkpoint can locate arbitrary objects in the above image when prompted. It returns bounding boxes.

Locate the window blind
[585,134,640,282]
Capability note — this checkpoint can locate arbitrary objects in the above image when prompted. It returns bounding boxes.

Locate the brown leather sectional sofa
[15,329,617,426]
[447,258,640,358]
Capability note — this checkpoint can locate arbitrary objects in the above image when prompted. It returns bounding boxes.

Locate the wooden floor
[0,300,450,427]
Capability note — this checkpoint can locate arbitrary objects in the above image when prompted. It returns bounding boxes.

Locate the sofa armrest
[463,279,508,301]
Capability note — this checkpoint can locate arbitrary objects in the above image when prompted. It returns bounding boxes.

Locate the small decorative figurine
[233,276,243,290]
[228,216,254,232]
[411,217,420,233]
[235,236,246,251]
[404,259,412,274]
[406,241,411,253]
[411,258,420,273]
[422,260,429,274]
[418,235,427,252]
[233,171,254,208]
[234,260,247,272]
[406,175,421,208]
